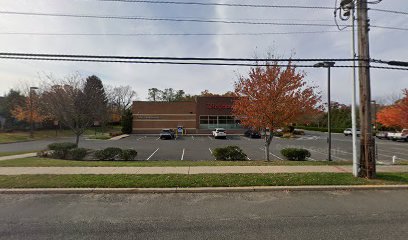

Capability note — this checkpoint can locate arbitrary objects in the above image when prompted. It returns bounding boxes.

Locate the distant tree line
[147,88,234,102]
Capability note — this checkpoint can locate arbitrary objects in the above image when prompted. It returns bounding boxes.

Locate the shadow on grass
[376,173,408,184]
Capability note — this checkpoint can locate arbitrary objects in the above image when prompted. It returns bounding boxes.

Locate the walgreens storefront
[196,97,242,132]
[132,96,244,134]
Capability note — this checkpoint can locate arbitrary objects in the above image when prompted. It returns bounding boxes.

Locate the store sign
[207,104,232,110]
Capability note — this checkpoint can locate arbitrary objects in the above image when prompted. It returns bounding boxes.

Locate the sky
[0,0,407,104]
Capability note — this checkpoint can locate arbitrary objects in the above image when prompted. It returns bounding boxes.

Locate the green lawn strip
[84,134,112,140]
[0,157,352,167]
[0,128,120,143]
[0,173,407,188]
[0,133,32,143]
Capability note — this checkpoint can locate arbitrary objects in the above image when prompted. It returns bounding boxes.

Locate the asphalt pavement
[0,131,407,163]
[1,190,407,239]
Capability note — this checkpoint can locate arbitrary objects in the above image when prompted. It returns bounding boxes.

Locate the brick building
[132,96,244,134]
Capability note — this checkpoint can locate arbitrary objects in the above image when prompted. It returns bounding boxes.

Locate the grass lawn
[0,173,407,188]
[0,157,353,167]
[84,133,112,140]
[0,127,121,143]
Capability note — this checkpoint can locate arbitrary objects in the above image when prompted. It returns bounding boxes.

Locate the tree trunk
[264,133,273,161]
[75,134,80,146]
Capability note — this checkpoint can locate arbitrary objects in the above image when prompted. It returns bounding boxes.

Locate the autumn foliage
[232,60,321,160]
[11,95,47,123]
[376,89,408,129]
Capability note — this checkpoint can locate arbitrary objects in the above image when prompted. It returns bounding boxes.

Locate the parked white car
[391,129,408,142]
[212,128,227,139]
[343,128,361,136]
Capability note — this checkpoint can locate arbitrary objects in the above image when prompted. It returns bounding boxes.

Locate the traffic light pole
[357,0,376,178]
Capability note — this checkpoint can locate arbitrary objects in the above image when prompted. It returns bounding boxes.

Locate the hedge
[213,146,247,161]
[281,148,311,161]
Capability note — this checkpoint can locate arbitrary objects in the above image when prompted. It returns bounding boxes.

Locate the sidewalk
[0,153,37,161]
[1,165,408,175]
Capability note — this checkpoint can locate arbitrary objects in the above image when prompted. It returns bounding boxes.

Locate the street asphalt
[0,131,407,163]
[0,190,407,239]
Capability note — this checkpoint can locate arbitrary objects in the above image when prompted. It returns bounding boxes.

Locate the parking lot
[1,131,406,164]
[122,133,408,163]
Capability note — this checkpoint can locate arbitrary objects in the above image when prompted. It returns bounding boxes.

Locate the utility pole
[357,0,376,178]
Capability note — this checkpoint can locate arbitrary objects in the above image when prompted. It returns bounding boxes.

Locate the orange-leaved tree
[376,89,408,129]
[11,93,47,124]
[233,60,322,161]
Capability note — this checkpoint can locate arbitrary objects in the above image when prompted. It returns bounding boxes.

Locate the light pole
[29,87,38,138]
[314,61,335,161]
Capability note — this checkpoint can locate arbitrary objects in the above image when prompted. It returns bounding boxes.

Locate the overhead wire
[0,11,349,27]
[1,56,407,71]
[0,30,350,37]
[95,0,334,9]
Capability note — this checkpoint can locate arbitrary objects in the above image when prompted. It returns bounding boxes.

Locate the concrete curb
[1,185,408,194]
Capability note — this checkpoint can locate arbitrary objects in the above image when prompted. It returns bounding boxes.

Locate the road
[0,131,407,163]
[1,190,408,239]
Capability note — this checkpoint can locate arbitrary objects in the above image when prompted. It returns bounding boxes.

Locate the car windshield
[217,130,225,132]
[162,129,171,133]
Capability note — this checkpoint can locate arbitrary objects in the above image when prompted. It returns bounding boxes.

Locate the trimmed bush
[281,148,311,161]
[118,149,138,161]
[48,142,77,159]
[121,109,133,134]
[213,146,247,161]
[68,148,88,160]
[94,147,122,161]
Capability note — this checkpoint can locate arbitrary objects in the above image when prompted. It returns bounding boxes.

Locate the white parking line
[258,147,283,160]
[156,137,160,140]
[208,136,213,141]
[247,156,252,161]
[191,136,195,141]
[146,148,159,160]
[181,148,185,160]
[304,148,348,161]
[209,148,213,154]
[390,147,408,154]
[136,136,146,141]
[377,152,406,160]
[270,152,283,160]
[379,148,408,157]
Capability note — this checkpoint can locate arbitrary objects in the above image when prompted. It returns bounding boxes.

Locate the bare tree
[109,85,137,114]
[147,88,161,102]
[41,74,101,146]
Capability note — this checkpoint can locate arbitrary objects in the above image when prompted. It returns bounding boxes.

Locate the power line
[0,52,357,62]
[0,30,349,37]
[0,11,348,27]
[96,0,333,9]
[370,8,408,16]
[1,56,407,70]
[370,25,408,31]
[2,10,405,31]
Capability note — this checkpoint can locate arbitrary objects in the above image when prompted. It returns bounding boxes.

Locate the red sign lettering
[207,104,232,110]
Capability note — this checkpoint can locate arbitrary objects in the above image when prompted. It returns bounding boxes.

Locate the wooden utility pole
[357,0,376,178]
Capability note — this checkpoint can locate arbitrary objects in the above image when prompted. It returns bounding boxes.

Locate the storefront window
[199,115,243,130]
[199,116,209,124]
